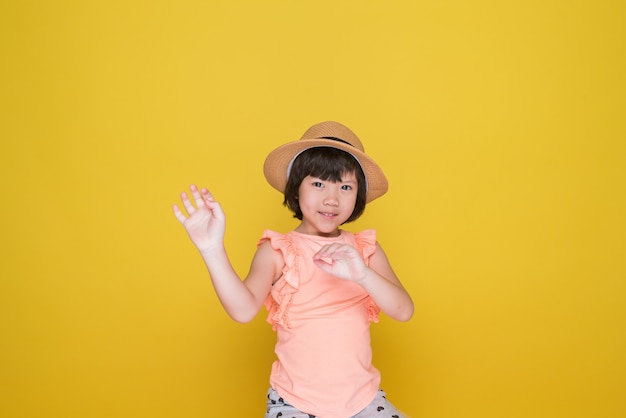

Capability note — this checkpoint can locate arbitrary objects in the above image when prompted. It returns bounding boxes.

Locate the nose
[323,187,339,206]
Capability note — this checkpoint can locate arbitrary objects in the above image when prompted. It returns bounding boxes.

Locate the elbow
[395,309,413,322]
[227,307,259,324]
[396,301,414,322]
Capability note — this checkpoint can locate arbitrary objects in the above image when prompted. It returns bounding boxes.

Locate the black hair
[283,147,367,223]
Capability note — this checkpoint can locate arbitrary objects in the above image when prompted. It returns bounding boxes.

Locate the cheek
[296,193,314,209]
[343,194,358,210]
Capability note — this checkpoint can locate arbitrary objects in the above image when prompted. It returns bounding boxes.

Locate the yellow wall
[1,1,624,417]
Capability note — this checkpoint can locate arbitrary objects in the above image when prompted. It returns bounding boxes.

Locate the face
[295,172,358,237]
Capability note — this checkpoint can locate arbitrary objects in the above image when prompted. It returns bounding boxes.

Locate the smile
[319,212,337,218]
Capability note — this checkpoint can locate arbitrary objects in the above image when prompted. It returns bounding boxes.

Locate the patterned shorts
[265,387,405,418]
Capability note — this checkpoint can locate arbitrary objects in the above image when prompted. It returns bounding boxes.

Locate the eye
[341,184,353,190]
[312,181,324,188]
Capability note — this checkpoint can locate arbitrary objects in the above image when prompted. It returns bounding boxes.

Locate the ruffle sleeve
[354,229,381,323]
[258,230,300,330]
[354,229,377,265]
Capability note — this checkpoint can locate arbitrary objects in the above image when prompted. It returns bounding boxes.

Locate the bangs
[298,147,361,182]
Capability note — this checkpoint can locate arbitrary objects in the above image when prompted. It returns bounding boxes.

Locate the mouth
[318,211,338,219]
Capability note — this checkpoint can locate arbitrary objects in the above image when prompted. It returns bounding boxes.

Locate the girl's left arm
[313,241,414,321]
[359,242,414,321]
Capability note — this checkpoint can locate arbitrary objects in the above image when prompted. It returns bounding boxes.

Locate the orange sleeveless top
[259,229,381,418]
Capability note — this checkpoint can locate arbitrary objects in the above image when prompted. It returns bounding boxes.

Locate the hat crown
[299,121,365,152]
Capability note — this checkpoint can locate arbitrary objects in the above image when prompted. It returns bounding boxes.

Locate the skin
[173,177,414,323]
[295,173,359,237]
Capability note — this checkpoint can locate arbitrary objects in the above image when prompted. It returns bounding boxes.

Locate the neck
[295,224,341,237]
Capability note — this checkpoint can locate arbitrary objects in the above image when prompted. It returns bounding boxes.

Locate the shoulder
[349,229,378,260]
[254,239,283,262]
[352,230,396,272]
[257,229,296,246]
[352,228,377,242]
[249,236,286,284]
[255,229,291,264]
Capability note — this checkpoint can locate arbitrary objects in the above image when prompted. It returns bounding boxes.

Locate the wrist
[354,267,371,286]
[198,244,226,256]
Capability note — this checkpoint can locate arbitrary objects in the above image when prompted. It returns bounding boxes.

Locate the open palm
[173,185,225,251]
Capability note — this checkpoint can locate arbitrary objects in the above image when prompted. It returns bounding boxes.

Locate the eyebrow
[309,175,356,184]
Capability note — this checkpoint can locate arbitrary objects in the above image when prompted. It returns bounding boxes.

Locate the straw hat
[263,121,388,202]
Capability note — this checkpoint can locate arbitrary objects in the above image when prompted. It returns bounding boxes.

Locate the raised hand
[173,185,226,251]
[312,243,368,283]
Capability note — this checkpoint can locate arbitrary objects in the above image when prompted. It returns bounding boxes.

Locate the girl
[173,121,414,418]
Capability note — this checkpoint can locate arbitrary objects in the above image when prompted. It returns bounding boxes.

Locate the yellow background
[1,1,624,417]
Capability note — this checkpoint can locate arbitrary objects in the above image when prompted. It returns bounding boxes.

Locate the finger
[180,192,196,214]
[314,256,334,266]
[204,198,226,222]
[201,188,218,206]
[172,204,187,224]
[314,244,337,263]
[200,189,226,222]
[317,244,357,263]
[314,243,332,258]
[313,258,333,274]
[190,184,207,207]
[315,243,342,258]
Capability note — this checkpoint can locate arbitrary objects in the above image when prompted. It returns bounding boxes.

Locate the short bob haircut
[283,146,367,223]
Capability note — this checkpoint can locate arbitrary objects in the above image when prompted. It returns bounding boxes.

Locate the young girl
[173,121,414,418]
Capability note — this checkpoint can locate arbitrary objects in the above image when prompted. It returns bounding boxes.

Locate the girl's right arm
[173,185,281,323]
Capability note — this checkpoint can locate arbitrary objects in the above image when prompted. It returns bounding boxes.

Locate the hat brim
[263,138,388,203]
